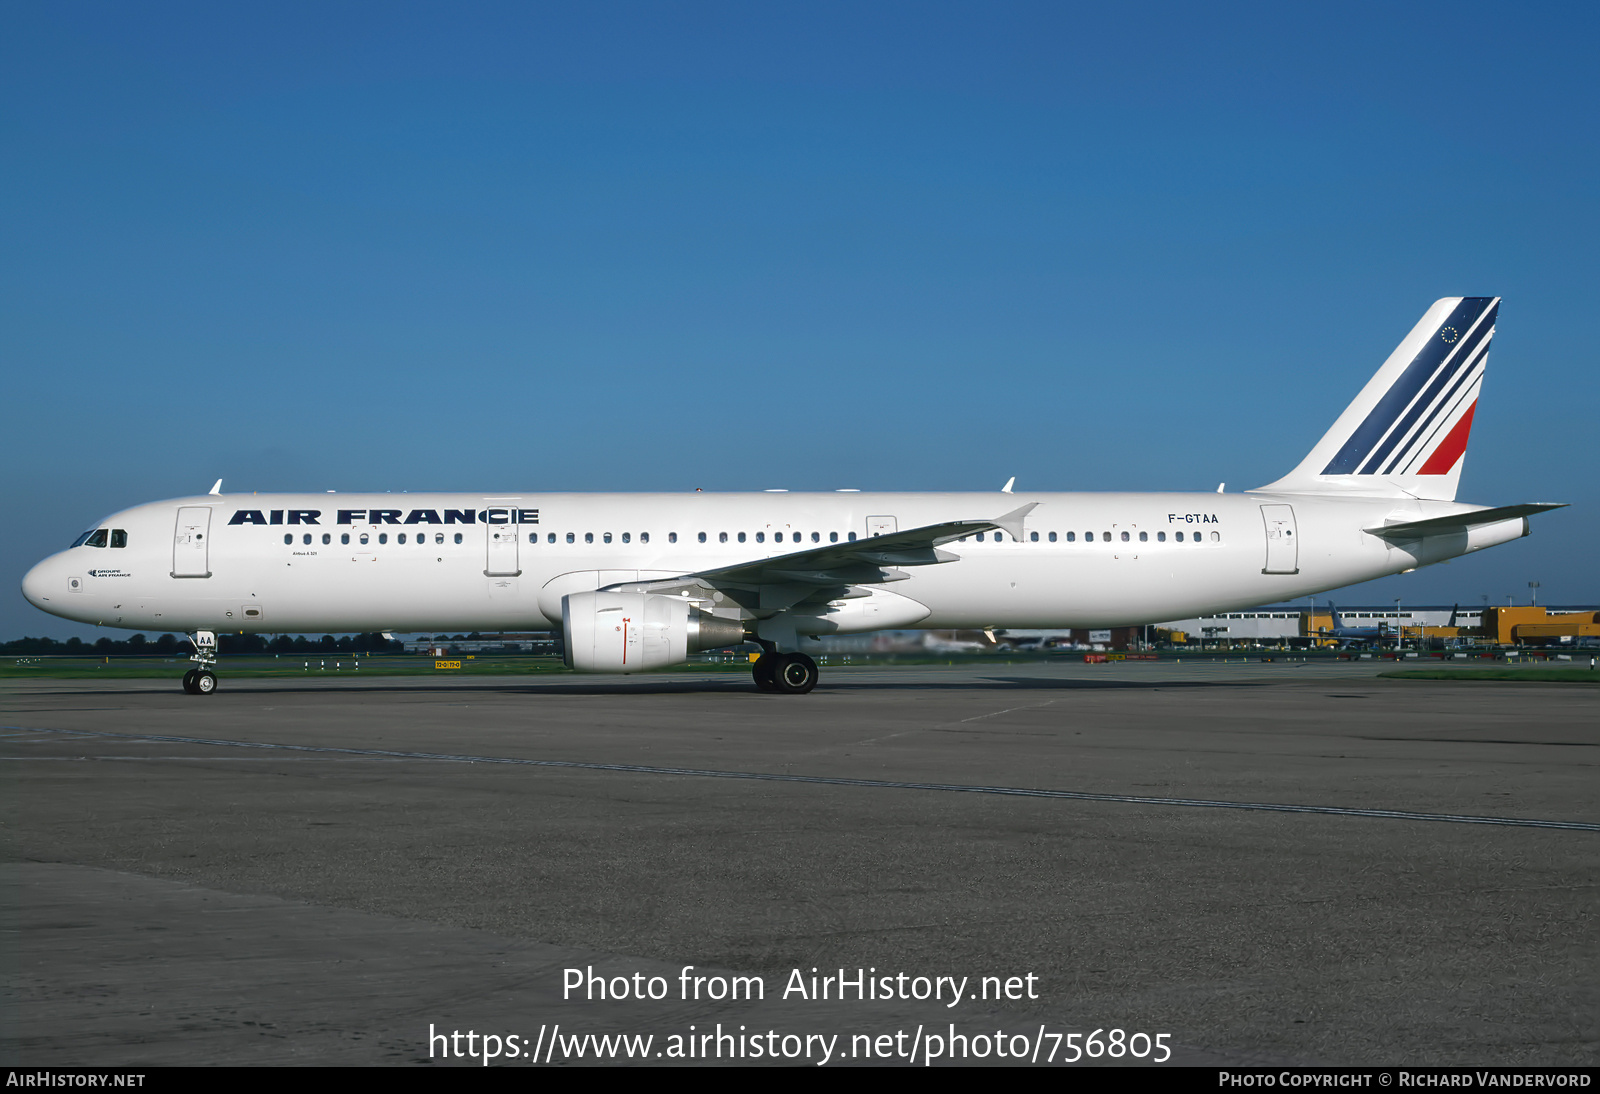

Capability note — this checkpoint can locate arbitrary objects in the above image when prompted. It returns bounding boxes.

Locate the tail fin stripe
[1415,399,1478,475]
[1351,300,1497,475]
[1321,297,1496,475]
[1377,337,1490,475]
[1361,312,1494,475]
[1396,372,1482,476]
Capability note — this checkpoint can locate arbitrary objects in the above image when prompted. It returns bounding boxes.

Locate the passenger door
[1260,504,1299,574]
[172,507,211,578]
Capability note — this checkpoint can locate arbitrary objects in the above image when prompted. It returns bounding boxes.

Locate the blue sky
[4,2,1595,638]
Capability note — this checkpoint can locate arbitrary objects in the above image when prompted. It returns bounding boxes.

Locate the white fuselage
[20,490,1521,636]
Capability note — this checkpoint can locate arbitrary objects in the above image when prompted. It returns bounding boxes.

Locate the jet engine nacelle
[562,590,746,673]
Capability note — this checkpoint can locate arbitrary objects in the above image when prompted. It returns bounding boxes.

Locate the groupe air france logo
[1439,326,1459,344]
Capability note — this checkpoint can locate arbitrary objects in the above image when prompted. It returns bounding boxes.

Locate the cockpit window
[70,531,95,548]
[83,529,108,548]
[110,529,127,548]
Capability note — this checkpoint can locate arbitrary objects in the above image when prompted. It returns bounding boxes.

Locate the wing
[612,503,1038,613]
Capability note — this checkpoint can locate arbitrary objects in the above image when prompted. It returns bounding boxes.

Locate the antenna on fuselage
[1001,477,1015,493]
[208,479,223,496]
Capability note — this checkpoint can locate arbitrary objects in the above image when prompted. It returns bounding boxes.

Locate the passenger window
[454,533,464,544]
[698,532,707,543]
[830,532,838,542]
[378,533,387,544]
[812,532,820,542]
[976,532,985,542]
[1048,531,1058,542]
[85,530,108,548]
[1030,532,1038,542]
[438,533,446,544]
[995,532,1005,542]
[398,533,407,544]
[528,532,538,544]
[585,533,593,544]
[755,532,764,543]
[1121,531,1130,542]
[547,533,555,543]
[1175,531,1184,541]
[1158,532,1166,542]
[1102,532,1111,542]
[603,533,612,543]
[738,532,747,543]
[322,533,331,545]
[284,534,293,545]
[717,532,726,543]
[1065,531,1075,542]
[621,532,630,543]
[304,533,313,545]
[110,529,127,548]
[1211,531,1221,542]
[567,533,575,543]
[1084,531,1093,541]
[341,533,350,545]
[1139,531,1148,542]
[641,532,650,543]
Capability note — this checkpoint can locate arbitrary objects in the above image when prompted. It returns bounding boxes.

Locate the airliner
[1317,604,1464,649]
[1318,605,1396,649]
[20,298,1565,695]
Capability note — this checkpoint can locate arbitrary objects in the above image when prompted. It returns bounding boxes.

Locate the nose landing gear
[181,631,219,695]
[182,668,218,695]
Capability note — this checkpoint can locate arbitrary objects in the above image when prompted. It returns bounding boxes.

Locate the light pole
[1528,581,1540,608]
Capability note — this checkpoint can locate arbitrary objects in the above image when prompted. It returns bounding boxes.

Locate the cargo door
[172,507,212,578]
[1260,504,1299,575]
[485,521,521,576]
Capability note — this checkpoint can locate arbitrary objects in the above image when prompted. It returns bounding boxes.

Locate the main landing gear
[181,630,219,695]
[752,650,819,695]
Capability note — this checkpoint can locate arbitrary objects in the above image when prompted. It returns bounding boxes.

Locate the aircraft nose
[21,555,61,611]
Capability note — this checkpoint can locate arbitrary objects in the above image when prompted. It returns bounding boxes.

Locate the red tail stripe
[1417,400,1477,475]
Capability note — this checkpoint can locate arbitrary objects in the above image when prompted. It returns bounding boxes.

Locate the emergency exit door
[1260,504,1299,575]
[485,522,521,576]
[172,507,212,578]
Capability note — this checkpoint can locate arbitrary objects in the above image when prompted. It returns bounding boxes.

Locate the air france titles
[228,508,540,526]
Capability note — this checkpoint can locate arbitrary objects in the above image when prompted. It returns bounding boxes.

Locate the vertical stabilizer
[1256,297,1498,500]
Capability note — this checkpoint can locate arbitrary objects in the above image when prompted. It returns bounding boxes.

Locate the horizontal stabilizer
[1365,502,1567,539]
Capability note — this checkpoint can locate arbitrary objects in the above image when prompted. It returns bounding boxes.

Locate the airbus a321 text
[22,298,1565,695]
